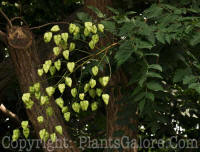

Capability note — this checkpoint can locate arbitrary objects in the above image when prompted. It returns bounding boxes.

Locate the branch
[0,104,21,124]
[0,8,12,27]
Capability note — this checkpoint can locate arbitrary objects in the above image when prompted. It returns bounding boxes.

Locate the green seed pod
[63,50,69,60]
[98,24,104,32]
[61,33,69,42]
[58,83,65,94]
[12,129,20,141]
[69,23,76,34]
[37,69,44,77]
[44,32,52,43]
[64,112,70,122]
[54,59,61,71]
[46,87,55,97]
[40,96,49,105]
[79,93,85,100]
[62,106,68,113]
[55,125,63,135]
[23,128,30,139]
[51,25,60,32]
[50,66,56,76]
[34,92,41,100]
[92,66,99,76]
[50,133,57,143]
[69,42,76,51]
[67,62,75,73]
[54,34,62,46]
[84,83,90,93]
[91,25,97,34]
[53,47,61,56]
[80,100,89,111]
[65,77,72,87]
[92,34,99,44]
[89,40,95,49]
[91,102,98,111]
[21,121,29,129]
[37,116,44,123]
[96,88,103,97]
[71,88,77,98]
[72,102,80,113]
[102,94,109,105]
[55,97,64,108]
[89,79,96,88]
[89,89,96,98]
[99,76,110,87]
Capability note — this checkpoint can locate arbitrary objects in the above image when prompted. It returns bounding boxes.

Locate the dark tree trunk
[7,26,79,152]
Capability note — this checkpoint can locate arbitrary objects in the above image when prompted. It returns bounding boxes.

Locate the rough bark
[7,26,79,152]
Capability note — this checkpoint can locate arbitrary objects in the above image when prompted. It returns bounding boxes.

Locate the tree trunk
[84,1,138,151]
[7,26,79,152]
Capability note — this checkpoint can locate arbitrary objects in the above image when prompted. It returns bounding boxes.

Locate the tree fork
[7,26,79,152]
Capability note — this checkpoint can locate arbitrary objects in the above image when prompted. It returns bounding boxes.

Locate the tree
[0,0,200,152]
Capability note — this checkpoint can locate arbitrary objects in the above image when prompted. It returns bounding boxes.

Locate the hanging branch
[0,8,12,28]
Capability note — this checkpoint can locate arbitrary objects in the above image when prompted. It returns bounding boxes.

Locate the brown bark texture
[7,26,79,152]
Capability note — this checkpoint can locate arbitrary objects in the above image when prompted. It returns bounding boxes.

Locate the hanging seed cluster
[13,22,110,142]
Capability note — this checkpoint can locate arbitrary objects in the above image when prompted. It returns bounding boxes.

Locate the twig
[30,21,70,30]
[0,8,12,27]
[0,104,21,124]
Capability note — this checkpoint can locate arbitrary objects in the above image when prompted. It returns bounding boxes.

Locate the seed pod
[96,88,103,97]
[102,94,110,105]
[69,23,76,34]
[80,100,89,111]
[58,83,65,94]
[92,34,99,44]
[46,87,55,97]
[79,93,85,100]
[22,93,31,103]
[72,102,80,113]
[69,42,76,51]
[71,88,77,98]
[37,69,44,77]
[84,83,90,93]
[85,22,93,31]
[54,59,61,71]
[51,25,60,32]
[53,47,61,56]
[91,25,97,34]
[89,40,95,49]
[44,32,53,43]
[55,97,64,108]
[67,62,75,73]
[84,28,90,37]
[98,24,104,32]
[91,102,98,111]
[37,116,44,123]
[40,96,49,105]
[65,77,72,87]
[34,92,41,100]
[89,89,96,98]
[12,129,20,141]
[50,66,56,76]
[63,50,69,60]
[54,34,61,46]
[23,128,30,139]
[89,79,96,88]
[34,83,40,92]
[64,112,70,122]
[62,106,68,113]
[99,76,110,87]
[21,121,29,129]
[61,33,69,42]
[92,66,98,76]
[50,133,57,143]
[55,125,63,135]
